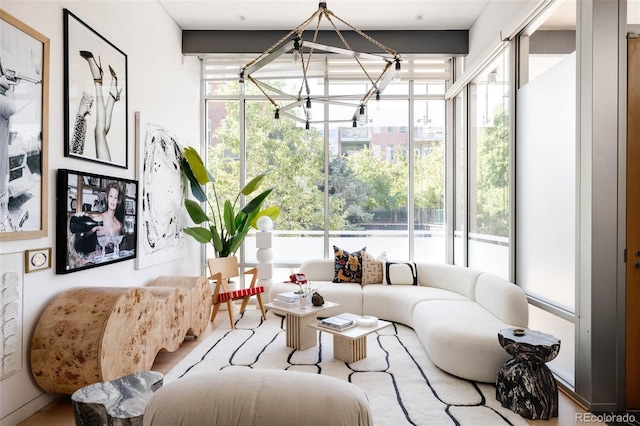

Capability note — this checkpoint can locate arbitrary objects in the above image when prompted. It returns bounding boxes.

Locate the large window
[467,48,511,279]
[202,57,448,276]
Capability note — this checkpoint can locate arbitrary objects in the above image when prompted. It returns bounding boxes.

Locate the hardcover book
[320,316,355,330]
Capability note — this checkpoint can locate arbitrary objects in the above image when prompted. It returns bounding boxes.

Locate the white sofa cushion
[475,273,529,327]
[413,300,512,383]
[416,263,481,300]
[363,285,470,326]
[300,259,335,281]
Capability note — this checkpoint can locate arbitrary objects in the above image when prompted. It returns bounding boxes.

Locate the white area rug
[166,309,528,426]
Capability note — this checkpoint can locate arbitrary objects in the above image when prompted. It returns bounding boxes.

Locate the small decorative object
[356,316,378,327]
[311,291,324,306]
[513,328,526,336]
[299,294,308,309]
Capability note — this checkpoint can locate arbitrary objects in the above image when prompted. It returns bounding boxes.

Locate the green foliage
[476,105,510,237]
[205,84,448,233]
[181,146,280,257]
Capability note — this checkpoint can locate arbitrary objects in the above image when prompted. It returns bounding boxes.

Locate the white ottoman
[143,369,373,426]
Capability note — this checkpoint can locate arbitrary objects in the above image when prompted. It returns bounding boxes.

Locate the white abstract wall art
[0,252,23,380]
[135,112,185,269]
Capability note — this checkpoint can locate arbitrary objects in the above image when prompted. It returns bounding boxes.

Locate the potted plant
[181,146,280,258]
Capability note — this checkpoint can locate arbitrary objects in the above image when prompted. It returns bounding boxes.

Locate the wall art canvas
[0,10,50,241]
[0,252,23,380]
[135,112,185,270]
[56,169,138,274]
[63,9,127,168]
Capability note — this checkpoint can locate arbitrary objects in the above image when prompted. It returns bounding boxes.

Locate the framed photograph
[56,169,138,274]
[135,112,185,270]
[0,10,50,241]
[63,9,127,168]
[25,247,51,273]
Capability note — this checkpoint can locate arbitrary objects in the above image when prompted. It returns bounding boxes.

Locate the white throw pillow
[383,261,418,285]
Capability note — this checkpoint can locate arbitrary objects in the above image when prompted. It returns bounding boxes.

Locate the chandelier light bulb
[352,118,357,128]
[293,37,301,64]
[393,59,401,82]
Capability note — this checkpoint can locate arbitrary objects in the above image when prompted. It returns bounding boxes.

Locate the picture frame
[0,10,50,242]
[56,169,138,274]
[25,247,51,273]
[134,112,186,270]
[63,9,128,168]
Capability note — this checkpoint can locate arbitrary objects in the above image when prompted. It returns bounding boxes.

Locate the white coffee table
[309,313,392,363]
[264,301,339,350]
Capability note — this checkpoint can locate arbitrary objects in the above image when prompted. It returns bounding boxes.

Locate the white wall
[0,1,201,424]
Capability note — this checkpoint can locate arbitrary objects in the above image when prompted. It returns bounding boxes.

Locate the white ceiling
[158,0,639,32]
[157,0,491,31]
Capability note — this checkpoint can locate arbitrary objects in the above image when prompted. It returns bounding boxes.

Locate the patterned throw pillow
[383,261,418,285]
[362,251,388,285]
[333,245,366,283]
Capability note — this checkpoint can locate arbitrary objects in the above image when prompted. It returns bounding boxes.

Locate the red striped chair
[208,256,267,328]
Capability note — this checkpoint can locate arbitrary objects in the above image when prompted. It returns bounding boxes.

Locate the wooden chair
[208,256,267,329]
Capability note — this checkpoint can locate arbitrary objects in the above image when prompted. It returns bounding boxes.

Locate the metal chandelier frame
[239,2,402,128]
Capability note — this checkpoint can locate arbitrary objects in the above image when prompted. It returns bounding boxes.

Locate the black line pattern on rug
[173,311,521,426]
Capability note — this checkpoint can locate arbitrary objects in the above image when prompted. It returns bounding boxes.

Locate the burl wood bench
[30,276,210,395]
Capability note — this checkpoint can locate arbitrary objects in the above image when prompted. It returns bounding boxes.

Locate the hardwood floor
[18,312,601,426]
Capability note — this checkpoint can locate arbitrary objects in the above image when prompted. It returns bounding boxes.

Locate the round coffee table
[496,328,561,420]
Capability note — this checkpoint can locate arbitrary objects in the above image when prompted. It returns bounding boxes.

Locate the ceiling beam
[182,30,468,56]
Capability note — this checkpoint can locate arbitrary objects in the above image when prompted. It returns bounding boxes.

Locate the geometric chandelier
[239,2,402,128]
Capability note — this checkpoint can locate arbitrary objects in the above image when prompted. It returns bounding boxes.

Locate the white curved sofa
[265,259,529,383]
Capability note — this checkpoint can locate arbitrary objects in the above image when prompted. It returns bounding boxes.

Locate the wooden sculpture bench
[30,276,211,395]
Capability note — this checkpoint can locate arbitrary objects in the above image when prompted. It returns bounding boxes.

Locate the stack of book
[319,315,355,331]
[273,291,301,308]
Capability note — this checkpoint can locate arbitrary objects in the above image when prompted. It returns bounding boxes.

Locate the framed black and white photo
[63,9,127,168]
[0,10,49,242]
[56,169,137,274]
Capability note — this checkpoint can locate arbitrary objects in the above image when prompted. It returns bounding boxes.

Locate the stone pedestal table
[71,371,163,426]
[496,328,560,420]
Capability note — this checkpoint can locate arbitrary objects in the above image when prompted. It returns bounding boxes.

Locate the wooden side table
[309,313,391,363]
[496,328,561,420]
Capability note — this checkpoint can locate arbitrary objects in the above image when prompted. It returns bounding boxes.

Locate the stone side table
[496,328,560,420]
[71,371,163,426]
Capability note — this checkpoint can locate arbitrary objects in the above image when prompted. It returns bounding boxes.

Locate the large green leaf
[240,174,266,196]
[184,199,209,224]
[183,226,212,244]
[242,188,274,214]
[210,225,223,252]
[183,146,209,185]
[181,158,207,202]
[223,200,235,235]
